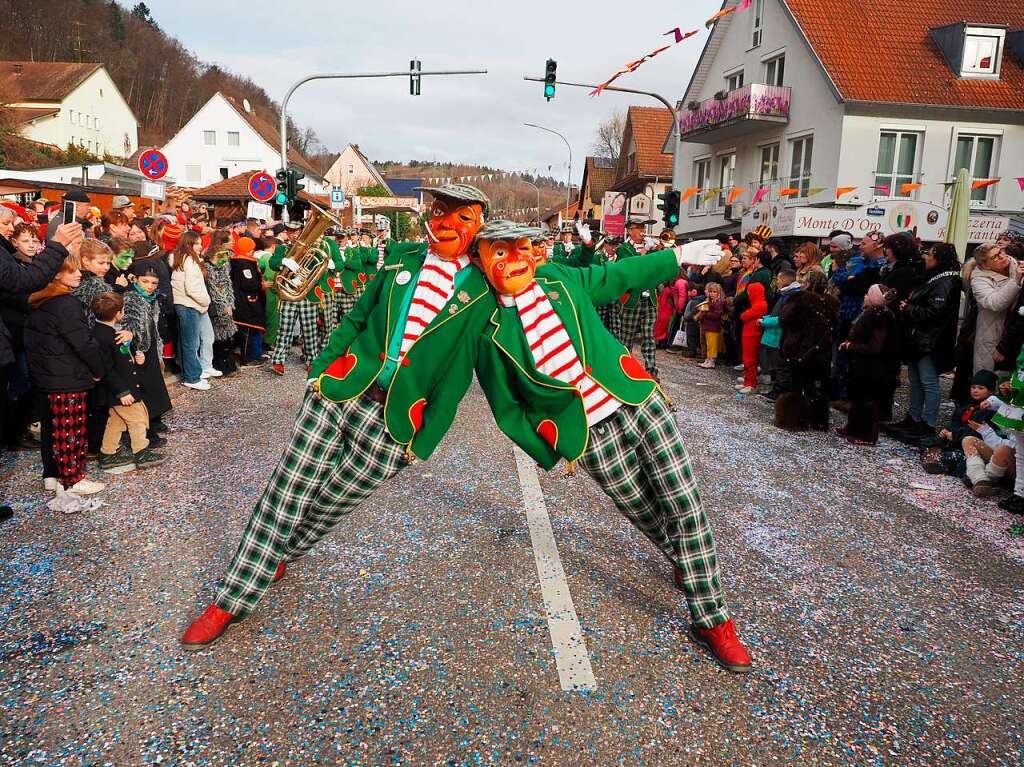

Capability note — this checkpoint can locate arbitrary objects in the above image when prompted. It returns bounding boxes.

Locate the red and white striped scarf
[399,253,469,358]
[501,281,620,426]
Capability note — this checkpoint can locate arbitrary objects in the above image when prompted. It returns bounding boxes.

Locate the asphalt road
[2,352,1023,767]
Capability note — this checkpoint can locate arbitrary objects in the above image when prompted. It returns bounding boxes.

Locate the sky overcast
[145,0,721,182]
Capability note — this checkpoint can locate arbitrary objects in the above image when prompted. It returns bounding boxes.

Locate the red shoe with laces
[273,562,286,582]
[691,618,753,673]
[181,604,236,649]
[270,363,285,376]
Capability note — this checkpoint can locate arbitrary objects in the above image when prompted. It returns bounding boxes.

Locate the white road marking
[513,447,597,693]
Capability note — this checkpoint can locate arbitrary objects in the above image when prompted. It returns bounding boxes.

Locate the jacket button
[401,358,410,367]
[379,352,386,361]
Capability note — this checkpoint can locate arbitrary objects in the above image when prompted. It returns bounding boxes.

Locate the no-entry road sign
[138,149,169,180]
[249,172,277,203]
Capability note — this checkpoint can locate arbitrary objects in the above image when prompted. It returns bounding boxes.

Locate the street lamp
[524,122,573,218]
[518,178,542,224]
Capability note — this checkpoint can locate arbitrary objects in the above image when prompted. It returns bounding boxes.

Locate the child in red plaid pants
[24,254,106,497]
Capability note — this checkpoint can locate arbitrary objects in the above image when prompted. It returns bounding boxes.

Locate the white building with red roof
[668,0,1024,241]
[0,61,139,158]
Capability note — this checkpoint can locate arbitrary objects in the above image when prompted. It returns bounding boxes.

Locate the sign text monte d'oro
[742,199,1009,244]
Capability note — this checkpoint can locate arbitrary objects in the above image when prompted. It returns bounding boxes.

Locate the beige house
[324,144,392,195]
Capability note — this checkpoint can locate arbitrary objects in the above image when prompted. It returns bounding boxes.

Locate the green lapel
[384,250,425,337]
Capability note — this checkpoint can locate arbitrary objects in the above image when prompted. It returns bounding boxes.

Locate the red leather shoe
[273,562,286,583]
[270,363,285,376]
[691,618,752,673]
[181,604,236,649]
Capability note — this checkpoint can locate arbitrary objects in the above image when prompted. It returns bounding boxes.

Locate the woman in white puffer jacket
[169,231,217,390]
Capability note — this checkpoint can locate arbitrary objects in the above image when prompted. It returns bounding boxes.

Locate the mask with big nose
[425,198,484,261]
[475,236,537,295]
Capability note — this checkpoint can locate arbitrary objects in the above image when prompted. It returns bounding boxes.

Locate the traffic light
[543,59,557,100]
[410,58,421,96]
[275,168,288,206]
[287,168,306,201]
[657,189,681,228]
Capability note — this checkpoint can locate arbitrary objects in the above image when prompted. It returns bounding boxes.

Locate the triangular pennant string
[971,178,1000,190]
[750,187,769,205]
[727,188,747,204]
[835,186,856,199]
[680,187,701,203]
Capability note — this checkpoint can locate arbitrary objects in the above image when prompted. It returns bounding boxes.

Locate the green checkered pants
[579,392,728,628]
[619,299,658,378]
[597,302,622,342]
[335,291,358,326]
[271,301,320,366]
[215,390,408,617]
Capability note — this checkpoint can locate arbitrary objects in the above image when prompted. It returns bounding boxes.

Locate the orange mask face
[426,198,484,260]
[477,237,536,295]
[531,242,548,266]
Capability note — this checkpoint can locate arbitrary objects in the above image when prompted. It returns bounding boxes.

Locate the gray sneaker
[99,447,136,474]
[134,448,166,469]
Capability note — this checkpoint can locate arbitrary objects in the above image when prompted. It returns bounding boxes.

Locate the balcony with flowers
[679,84,791,143]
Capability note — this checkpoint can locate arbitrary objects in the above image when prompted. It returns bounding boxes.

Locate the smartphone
[62,200,76,225]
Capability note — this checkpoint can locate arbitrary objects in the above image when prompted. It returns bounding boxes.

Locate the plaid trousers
[597,302,622,342]
[619,300,658,378]
[335,291,358,326]
[579,392,728,628]
[215,389,408,617]
[48,391,89,489]
[271,301,320,366]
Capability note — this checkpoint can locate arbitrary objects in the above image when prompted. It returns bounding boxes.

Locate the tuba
[274,204,344,302]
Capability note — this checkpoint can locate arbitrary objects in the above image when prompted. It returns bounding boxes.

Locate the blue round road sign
[249,172,277,203]
[138,149,168,180]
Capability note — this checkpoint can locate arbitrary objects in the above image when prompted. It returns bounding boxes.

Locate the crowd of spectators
[653,225,1024,519]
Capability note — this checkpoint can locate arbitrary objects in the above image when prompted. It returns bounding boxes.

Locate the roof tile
[0,62,101,101]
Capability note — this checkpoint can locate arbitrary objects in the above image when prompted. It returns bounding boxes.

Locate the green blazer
[616,241,671,308]
[550,242,590,267]
[340,246,379,295]
[476,249,678,470]
[312,242,498,460]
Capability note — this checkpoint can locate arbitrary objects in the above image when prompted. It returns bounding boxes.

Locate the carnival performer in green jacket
[616,219,665,379]
[472,219,752,674]
[181,184,495,648]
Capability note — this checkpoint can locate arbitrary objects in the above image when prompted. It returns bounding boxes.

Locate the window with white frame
[789,136,813,197]
[717,153,736,209]
[692,158,711,213]
[751,0,764,48]
[95,117,100,130]
[764,54,785,86]
[725,70,744,92]
[874,131,921,198]
[962,28,1005,78]
[86,116,91,129]
[68,109,74,122]
[227,131,240,146]
[759,143,780,186]
[78,113,83,126]
[203,130,216,146]
[955,134,999,204]
[185,165,202,184]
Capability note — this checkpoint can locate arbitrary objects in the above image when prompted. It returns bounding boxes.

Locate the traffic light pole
[522,76,678,127]
[278,67,489,202]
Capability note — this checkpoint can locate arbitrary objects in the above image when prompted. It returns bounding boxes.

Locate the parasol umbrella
[945,167,970,262]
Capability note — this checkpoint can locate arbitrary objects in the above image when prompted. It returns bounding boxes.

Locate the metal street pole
[524,122,572,218]
[517,177,542,224]
[278,66,488,179]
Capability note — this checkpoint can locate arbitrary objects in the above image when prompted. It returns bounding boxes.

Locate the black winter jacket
[900,270,962,371]
[879,259,924,302]
[779,290,839,364]
[230,257,267,331]
[0,237,68,366]
[24,292,104,392]
[93,321,143,406]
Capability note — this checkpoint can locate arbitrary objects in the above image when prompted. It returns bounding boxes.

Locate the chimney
[14,63,23,75]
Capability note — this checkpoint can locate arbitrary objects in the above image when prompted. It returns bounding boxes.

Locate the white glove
[281,257,302,273]
[576,221,592,245]
[676,240,723,267]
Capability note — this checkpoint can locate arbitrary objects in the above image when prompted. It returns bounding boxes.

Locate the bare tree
[591,109,625,162]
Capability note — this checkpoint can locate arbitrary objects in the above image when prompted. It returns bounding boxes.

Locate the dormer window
[930,22,1006,80]
[963,27,1004,76]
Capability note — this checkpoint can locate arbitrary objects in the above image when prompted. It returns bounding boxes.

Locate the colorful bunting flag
[972,178,1000,190]
[664,27,699,44]
[835,186,856,199]
[680,187,701,203]
[737,0,753,10]
[751,187,769,206]
[900,183,922,195]
[705,7,736,27]
[703,187,721,202]
[807,187,826,198]
[727,188,747,204]
[779,187,800,197]
[1017,177,1024,192]
[872,184,891,195]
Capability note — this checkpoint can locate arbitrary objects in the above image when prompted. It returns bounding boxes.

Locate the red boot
[270,363,285,376]
[273,562,286,582]
[691,618,752,673]
[181,604,236,649]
